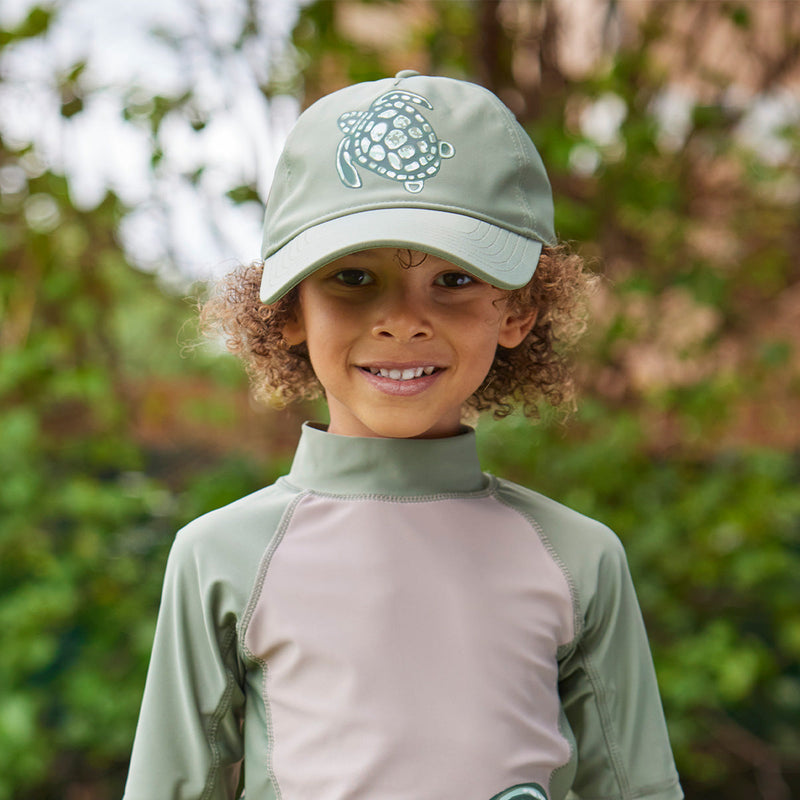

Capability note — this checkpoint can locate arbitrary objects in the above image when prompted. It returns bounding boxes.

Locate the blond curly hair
[201,244,594,420]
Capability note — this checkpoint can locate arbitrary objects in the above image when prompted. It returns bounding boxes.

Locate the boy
[124,71,683,800]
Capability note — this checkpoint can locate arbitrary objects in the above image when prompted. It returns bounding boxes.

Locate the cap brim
[259,208,544,303]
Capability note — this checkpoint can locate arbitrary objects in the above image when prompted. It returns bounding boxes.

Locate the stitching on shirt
[493,485,677,800]
[239,491,307,637]
[577,641,631,798]
[490,485,581,791]
[279,475,495,503]
[491,486,583,647]
[200,623,241,800]
[549,705,577,799]
[238,490,309,800]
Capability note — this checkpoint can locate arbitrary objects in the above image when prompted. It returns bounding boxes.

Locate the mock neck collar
[284,422,488,497]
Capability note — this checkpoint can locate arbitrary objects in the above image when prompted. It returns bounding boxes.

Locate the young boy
[124,71,683,800]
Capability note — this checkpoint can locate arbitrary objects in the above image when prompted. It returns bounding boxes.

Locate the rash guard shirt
[123,423,683,800]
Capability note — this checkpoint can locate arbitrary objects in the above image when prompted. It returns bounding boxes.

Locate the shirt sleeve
[123,527,246,800]
[558,535,683,800]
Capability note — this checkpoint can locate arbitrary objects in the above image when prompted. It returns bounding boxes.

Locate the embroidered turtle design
[488,784,548,800]
[335,90,455,194]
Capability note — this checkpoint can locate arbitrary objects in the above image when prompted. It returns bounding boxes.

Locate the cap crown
[262,72,555,259]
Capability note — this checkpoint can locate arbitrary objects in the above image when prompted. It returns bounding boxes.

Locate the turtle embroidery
[489,784,548,800]
[335,90,455,193]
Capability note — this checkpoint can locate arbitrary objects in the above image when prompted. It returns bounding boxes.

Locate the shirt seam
[491,486,584,648]
[277,475,495,502]
[494,485,677,800]
[490,485,582,795]
[200,624,240,800]
[238,490,309,800]
[550,706,577,799]
[577,641,632,798]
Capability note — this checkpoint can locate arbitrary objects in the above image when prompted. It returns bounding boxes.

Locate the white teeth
[367,366,436,380]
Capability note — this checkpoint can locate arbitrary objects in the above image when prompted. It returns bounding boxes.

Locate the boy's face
[283,248,536,439]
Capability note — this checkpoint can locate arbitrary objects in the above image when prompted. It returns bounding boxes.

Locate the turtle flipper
[439,141,455,158]
[336,139,361,188]
[337,110,363,135]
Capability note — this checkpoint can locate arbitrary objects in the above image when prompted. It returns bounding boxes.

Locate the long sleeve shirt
[123,423,683,800]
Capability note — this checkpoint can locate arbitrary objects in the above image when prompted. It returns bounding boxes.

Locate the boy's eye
[335,269,374,286]
[435,272,474,288]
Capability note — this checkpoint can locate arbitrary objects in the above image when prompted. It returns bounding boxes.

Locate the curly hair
[200,244,595,420]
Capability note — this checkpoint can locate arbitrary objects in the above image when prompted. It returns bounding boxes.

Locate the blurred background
[1,1,799,798]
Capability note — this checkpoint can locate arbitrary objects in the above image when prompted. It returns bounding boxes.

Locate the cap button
[394,69,421,80]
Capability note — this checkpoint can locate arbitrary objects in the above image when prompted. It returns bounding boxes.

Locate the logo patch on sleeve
[489,784,548,800]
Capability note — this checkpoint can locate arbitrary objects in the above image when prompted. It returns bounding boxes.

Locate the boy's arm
[123,528,246,800]
[558,535,683,800]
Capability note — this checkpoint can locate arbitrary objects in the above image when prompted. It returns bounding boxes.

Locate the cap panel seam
[462,81,535,234]
[500,104,533,234]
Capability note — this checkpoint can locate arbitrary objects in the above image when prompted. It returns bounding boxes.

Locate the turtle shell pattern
[336,90,455,194]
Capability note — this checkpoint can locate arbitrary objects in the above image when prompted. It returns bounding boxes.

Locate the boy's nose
[370,289,433,342]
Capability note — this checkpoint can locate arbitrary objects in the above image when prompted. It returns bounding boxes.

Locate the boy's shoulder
[491,477,639,649]
[493,476,619,544]
[491,475,628,586]
[167,479,299,571]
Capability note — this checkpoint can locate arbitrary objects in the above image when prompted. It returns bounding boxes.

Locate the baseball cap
[260,70,556,303]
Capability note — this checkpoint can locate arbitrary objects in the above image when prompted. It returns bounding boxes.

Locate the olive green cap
[260,70,555,303]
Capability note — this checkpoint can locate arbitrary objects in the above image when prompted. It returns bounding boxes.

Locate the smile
[357,365,444,397]
[364,366,438,381]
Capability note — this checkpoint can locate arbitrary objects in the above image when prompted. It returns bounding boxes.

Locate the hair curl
[200,244,595,420]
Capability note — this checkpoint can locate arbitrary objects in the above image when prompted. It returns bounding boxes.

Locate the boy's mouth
[363,366,439,381]
[357,364,444,396]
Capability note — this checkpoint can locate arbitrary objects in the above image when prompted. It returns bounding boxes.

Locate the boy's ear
[497,307,538,349]
[282,310,306,346]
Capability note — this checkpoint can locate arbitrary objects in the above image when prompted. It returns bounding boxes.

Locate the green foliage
[0,152,270,797]
[0,5,53,46]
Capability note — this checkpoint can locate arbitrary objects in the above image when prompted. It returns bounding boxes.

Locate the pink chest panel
[244,493,574,800]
